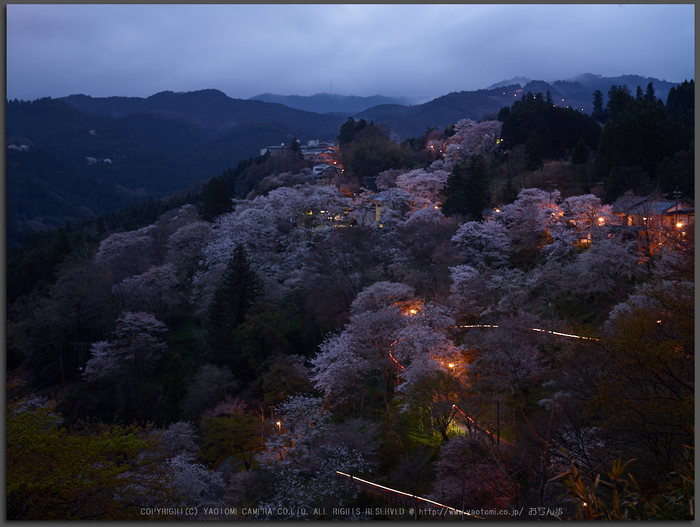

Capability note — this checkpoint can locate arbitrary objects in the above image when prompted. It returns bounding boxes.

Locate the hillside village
[7,81,694,520]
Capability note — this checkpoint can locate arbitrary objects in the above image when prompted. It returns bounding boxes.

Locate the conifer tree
[207,245,263,364]
[200,176,233,223]
[441,154,491,221]
[591,89,606,123]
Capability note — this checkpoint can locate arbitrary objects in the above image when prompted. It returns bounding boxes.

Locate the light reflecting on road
[460,325,598,341]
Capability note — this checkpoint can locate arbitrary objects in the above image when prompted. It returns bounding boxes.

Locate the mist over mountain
[487,77,533,90]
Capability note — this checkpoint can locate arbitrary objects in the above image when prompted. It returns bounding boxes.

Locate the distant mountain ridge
[488,73,680,104]
[249,93,429,114]
[60,89,344,136]
[8,72,687,243]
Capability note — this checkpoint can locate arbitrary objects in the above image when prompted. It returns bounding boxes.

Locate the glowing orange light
[448,363,455,369]
[676,222,683,228]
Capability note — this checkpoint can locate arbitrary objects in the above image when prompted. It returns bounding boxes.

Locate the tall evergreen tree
[200,176,233,223]
[289,136,304,159]
[595,84,677,199]
[591,89,606,124]
[207,245,263,365]
[644,81,656,103]
[441,154,491,221]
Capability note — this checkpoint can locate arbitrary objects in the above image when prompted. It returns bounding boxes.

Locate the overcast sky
[6,4,695,102]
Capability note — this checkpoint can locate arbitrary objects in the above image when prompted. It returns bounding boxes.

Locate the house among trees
[612,194,695,229]
[261,139,339,163]
[611,193,694,260]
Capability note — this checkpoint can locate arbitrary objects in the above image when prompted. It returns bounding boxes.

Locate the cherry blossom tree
[444,119,503,166]
[404,206,446,225]
[230,419,376,519]
[392,303,462,390]
[376,168,405,189]
[83,311,168,382]
[389,303,467,441]
[150,421,225,509]
[203,205,277,269]
[498,188,560,264]
[395,168,450,202]
[114,263,183,318]
[373,188,419,227]
[450,264,542,319]
[449,264,487,319]
[559,194,616,243]
[166,219,213,279]
[311,306,406,413]
[167,453,225,508]
[469,312,545,401]
[563,237,640,297]
[95,226,154,264]
[258,394,330,467]
[95,226,157,280]
[311,330,369,404]
[451,220,512,270]
[349,281,417,315]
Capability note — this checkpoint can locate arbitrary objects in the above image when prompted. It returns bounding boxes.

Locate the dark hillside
[7,147,121,245]
[571,73,679,103]
[249,92,423,114]
[61,89,346,137]
[358,86,520,137]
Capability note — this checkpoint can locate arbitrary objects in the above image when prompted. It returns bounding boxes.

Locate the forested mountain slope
[7,85,694,518]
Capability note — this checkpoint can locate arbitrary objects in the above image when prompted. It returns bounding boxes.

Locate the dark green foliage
[261,358,314,405]
[644,81,656,103]
[6,95,340,237]
[665,79,694,156]
[337,117,367,145]
[200,176,233,222]
[207,245,263,365]
[570,138,589,165]
[591,89,606,123]
[655,147,694,197]
[500,91,601,170]
[497,105,511,122]
[6,146,130,247]
[594,84,678,200]
[441,154,491,220]
[289,136,304,159]
[230,304,291,379]
[342,124,415,182]
[199,411,262,469]
[182,364,238,421]
[156,353,188,427]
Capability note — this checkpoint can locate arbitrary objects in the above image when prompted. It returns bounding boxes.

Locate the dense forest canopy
[7,81,694,520]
